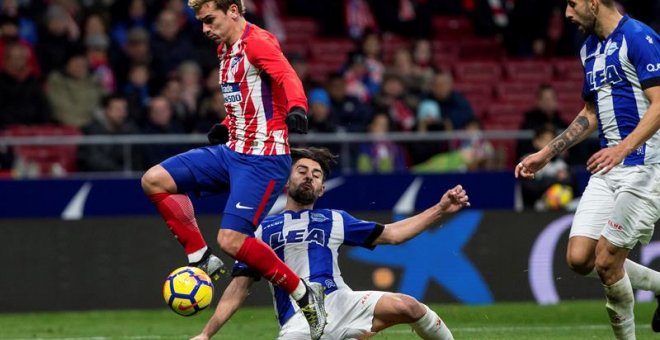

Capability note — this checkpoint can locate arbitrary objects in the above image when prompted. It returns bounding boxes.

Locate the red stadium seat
[457,38,505,59]
[453,61,502,83]
[552,57,584,81]
[310,39,355,61]
[454,81,494,115]
[504,60,553,84]
[432,16,475,40]
[4,124,81,176]
[282,17,319,43]
[495,82,538,104]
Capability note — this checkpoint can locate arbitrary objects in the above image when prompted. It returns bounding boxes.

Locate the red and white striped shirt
[218,23,307,156]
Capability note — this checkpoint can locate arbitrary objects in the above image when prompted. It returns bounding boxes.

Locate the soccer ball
[543,183,573,210]
[163,266,214,316]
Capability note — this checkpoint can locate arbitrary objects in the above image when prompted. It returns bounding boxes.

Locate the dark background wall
[4,212,659,313]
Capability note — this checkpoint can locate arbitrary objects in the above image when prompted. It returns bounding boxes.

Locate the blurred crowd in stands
[0,0,658,182]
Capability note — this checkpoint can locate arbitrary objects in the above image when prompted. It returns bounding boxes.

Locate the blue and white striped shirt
[233,209,382,326]
[581,16,660,165]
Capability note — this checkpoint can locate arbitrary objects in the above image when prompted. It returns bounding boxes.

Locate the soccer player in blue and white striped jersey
[516,1,660,338]
[191,147,469,340]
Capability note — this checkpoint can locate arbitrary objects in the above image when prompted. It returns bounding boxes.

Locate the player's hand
[208,123,229,145]
[515,151,550,179]
[286,107,308,134]
[438,185,470,213]
[586,145,625,175]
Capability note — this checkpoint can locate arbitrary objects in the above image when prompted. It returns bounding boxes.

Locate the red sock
[235,237,301,294]
[149,193,206,255]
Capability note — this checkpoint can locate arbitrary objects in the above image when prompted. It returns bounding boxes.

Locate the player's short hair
[188,0,245,14]
[291,147,337,180]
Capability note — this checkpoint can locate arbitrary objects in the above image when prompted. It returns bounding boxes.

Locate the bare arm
[373,185,470,245]
[585,87,660,173]
[516,102,598,178]
[191,276,255,340]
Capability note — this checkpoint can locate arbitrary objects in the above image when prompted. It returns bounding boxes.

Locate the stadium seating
[432,16,475,40]
[4,125,81,176]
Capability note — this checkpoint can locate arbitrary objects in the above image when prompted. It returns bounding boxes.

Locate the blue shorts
[161,145,291,235]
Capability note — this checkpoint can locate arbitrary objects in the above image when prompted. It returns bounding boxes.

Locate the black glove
[286,106,308,134]
[207,123,229,145]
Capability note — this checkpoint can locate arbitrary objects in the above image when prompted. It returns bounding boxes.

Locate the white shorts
[570,164,660,249]
[277,289,385,340]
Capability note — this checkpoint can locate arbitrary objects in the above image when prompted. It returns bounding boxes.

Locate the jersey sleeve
[627,29,660,90]
[580,43,595,102]
[245,32,308,111]
[338,210,384,249]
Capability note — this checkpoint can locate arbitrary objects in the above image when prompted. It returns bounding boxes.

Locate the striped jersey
[217,23,307,156]
[233,209,383,326]
[580,16,660,165]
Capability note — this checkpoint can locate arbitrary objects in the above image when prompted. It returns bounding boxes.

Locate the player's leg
[371,293,453,339]
[595,237,634,339]
[142,147,230,279]
[218,151,326,339]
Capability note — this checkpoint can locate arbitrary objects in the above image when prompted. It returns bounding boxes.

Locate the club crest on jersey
[310,213,329,223]
[647,35,654,44]
[230,55,243,72]
[269,228,326,250]
[605,42,618,56]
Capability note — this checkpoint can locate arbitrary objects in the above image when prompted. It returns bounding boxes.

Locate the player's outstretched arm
[516,101,598,179]
[373,185,470,245]
[190,276,255,340]
[586,86,660,174]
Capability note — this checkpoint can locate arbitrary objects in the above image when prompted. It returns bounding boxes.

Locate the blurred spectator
[85,33,116,93]
[176,60,203,114]
[140,96,187,168]
[307,88,337,133]
[516,84,568,160]
[426,71,475,130]
[373,73,416,131]
[413,118,496,173]
[0,15,39,78]
[345,0,378,40]
[411,39,436,91]
[78,94,141,172]
[194,91,226,133]
[416,99,449,132]
[356,112,407,173]
[289,54,319,94]
[111,27,152,89]
[344,32,385,102]
[122,62,151,123]
[406,98,448,165]
[46,48,104,128]
[36,4,79,76]
[150,9,195,87]
[326,72,372,132]
[0,0,38,45]
[390,48,418,92]
[0,43,52,127]
[160,77,194,131]
[110,0,149,48]
[368,0,432,38]
[520,126,572,210]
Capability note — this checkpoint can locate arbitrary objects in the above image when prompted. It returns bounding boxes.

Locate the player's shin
[148,193,207,260]
[603,273,636,340]
[411,305,454,340]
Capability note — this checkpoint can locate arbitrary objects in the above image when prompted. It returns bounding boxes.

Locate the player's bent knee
[566,254,594,276]
[217,229,246,257]
[394,294,426,321]
[141,165,172,194]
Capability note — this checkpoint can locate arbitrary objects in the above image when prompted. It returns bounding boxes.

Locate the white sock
[411,305,454,340]
[586,259,660,294]
[187,246,208,263]
[291,280,307,301]
[603,273,636,340]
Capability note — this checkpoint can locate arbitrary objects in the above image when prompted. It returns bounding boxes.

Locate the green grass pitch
[1,300,657,339]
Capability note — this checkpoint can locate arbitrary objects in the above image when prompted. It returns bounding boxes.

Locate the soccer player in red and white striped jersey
[140,1,326,338]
